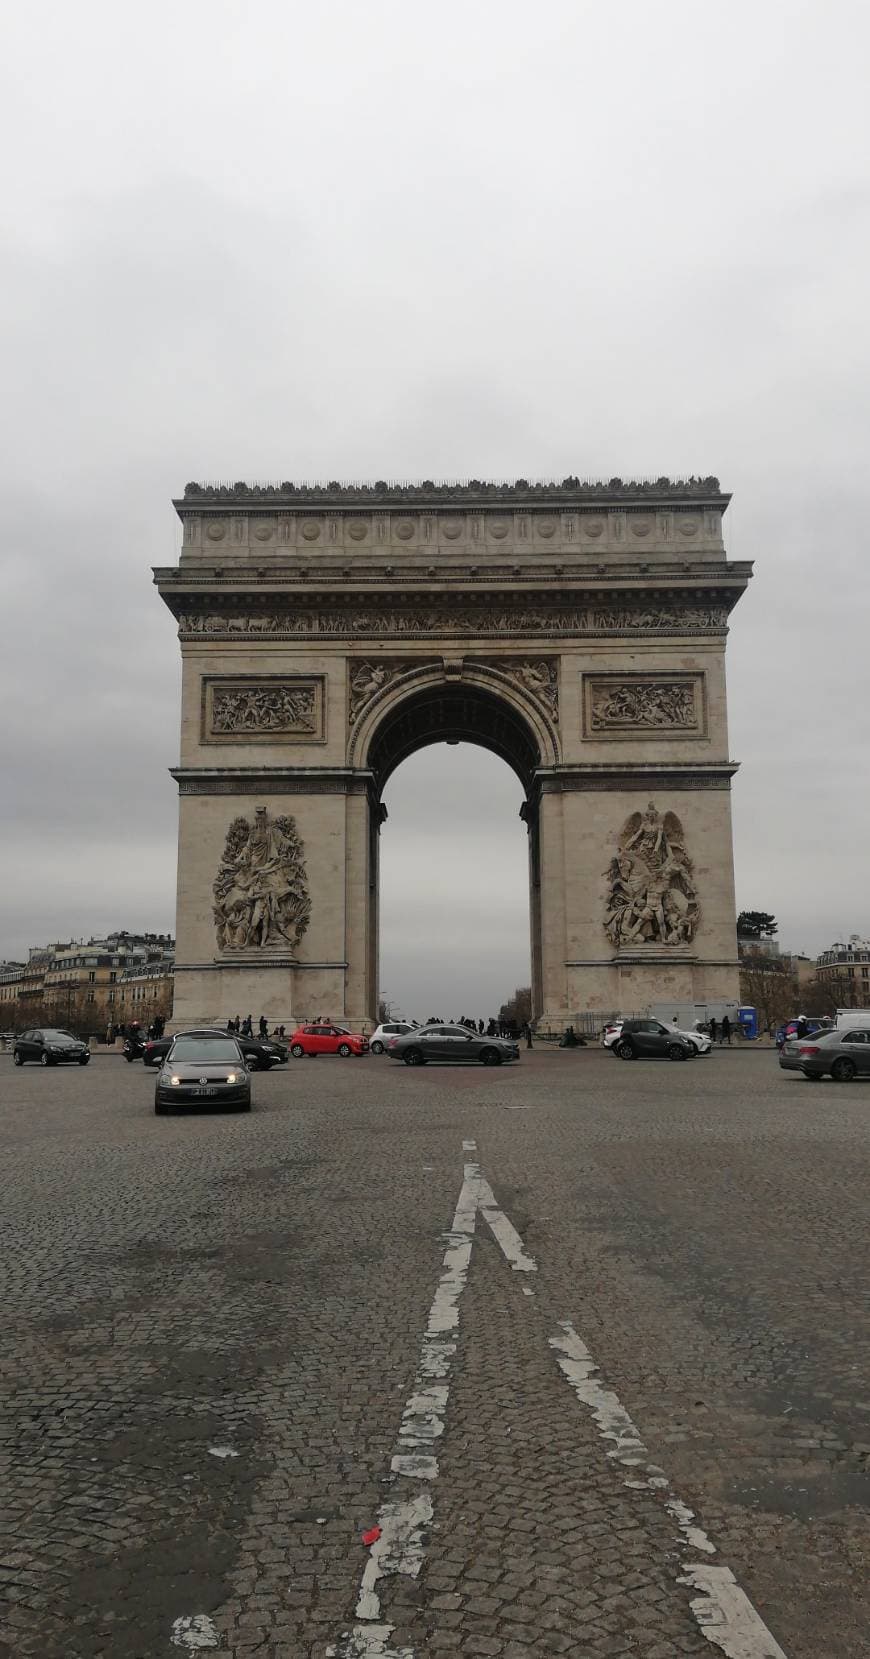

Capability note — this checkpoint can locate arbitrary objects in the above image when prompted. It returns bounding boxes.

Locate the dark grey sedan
[13,1028,90,1066]
[798,1027,870,1082]
[155,1034,251,1114]
[386,1024,520,1067]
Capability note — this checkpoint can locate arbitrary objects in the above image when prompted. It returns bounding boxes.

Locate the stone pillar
[537,787,569,1029]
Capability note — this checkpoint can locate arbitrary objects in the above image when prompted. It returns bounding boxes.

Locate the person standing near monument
[721,1014,732,1046]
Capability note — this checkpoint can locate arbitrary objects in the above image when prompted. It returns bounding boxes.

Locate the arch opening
[366,682,542,797]
[379,744,532,1023]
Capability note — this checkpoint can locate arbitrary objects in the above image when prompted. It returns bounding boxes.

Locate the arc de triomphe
[155,478,750,1028]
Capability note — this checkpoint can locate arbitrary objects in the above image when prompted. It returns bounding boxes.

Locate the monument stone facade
[155,477,751,1027]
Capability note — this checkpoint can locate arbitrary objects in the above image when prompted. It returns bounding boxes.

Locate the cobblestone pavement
[2,1046,870,1658]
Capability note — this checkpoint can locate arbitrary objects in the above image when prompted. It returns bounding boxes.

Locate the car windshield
[43,1030,77,1045]
[169,1038,240,1063]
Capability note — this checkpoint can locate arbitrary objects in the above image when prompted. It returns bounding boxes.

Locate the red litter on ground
[361,1526,381,1547]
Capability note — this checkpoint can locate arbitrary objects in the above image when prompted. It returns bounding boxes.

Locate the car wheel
[13,1051,23,1066]
[154,1100,169,1115]
[614,1040,635,1060]
[831,1057,857,1082]
[40,1052,53,1067]
[403,1048,425,1066]
[338,1043,352,1057]
[237,1100,252,1113]
[370,1041,384,1054]
[291,1044,305,1058]
[668,1043,688,1061]
[125,1052,135,1062]
[79,1054,90,1065]
[480,1047,502,1066]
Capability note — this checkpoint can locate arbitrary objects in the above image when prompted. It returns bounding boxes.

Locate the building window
[86,991,95,1004]
[88,971,96,984]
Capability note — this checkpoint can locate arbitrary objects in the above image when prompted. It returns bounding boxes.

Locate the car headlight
[226,1072,238,1084]
[169,1075,181,1087]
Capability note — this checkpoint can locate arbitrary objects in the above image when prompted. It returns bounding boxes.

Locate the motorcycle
[123,1033,146,1062]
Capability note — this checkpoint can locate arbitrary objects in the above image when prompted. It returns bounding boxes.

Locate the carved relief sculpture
[348,662,400,725]
[496,660,559,722]
[213,807,311,952]
[211,684,317,734]
[603,804,700,948]
[589,679,698,731]
[179,604,729,640]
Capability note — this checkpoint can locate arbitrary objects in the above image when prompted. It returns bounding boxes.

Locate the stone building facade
[155,478,751,1028]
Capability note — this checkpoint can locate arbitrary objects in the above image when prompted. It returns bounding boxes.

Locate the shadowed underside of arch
[367,683,541,795]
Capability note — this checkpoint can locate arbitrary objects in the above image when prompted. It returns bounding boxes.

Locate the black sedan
[143,1029,287,1069]
[386,1024,520,1066]
[610,1019,696,1061]
[13,1028,90,1067]
[154,1034,251,1115]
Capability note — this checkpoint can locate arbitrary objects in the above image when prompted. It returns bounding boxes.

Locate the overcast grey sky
[2,0,868,1014]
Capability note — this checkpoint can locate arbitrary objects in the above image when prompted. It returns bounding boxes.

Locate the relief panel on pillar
[582,673,706,741]
[603,803,701,950]
[213,806,311,955]
[200,676,326,745]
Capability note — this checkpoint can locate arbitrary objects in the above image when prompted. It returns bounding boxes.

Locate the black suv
[14,1029,91,1067]
[611,1019,695,1062]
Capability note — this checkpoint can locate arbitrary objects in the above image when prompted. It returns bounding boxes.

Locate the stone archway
[351,671,554,1019]
[156,477,750,1028]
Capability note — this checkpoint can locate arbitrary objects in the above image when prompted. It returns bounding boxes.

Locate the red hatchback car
[288,1024,369,1058]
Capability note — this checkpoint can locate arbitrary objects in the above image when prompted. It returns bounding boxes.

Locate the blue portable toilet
[738,1005,757,1040]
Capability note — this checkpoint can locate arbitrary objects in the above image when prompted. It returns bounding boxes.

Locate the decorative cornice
[155,563,750,587]
[538,763,738,792]
[171,766,375,797]
[176,476,729,509]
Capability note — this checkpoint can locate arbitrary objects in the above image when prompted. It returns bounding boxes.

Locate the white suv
[370,1021,414,1055]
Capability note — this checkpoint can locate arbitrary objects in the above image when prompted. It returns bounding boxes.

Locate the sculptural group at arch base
[155,476,751,1031]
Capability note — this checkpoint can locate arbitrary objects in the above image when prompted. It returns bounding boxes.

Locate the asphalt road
[2,1046,869,1659]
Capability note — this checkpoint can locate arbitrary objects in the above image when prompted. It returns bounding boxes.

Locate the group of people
[421,1014,535,1047]
[225,1015,288,1040]
[107,1015,165,1045]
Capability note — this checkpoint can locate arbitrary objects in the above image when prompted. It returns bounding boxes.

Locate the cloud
[1,0,869,999]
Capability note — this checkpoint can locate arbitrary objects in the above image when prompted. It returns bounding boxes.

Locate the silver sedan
[386,1024,520,1067]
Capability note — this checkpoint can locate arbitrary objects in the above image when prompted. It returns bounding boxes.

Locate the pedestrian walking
[709,1017,718,1043]
[721,1014,731,1046]
[258,1015,268,1038]
[242,1015,252,1037]
[523,1021,533,1049]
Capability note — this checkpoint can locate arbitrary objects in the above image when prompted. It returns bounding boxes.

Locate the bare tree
[498,985,532,1028]
[738,963,795,1033]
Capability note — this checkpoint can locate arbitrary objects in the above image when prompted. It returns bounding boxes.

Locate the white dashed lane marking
[327,1157,480,1657]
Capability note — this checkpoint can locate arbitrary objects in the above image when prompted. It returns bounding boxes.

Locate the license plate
[193,1086,216,1096]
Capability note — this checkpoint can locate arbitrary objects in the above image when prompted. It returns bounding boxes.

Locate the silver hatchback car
[155,1034,252,1114]
[386,1024,520,1067]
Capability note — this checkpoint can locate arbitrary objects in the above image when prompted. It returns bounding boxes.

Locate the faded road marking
[327,1158,479,1657]
[170,1613,219,1649]
[550,1323,787,1659]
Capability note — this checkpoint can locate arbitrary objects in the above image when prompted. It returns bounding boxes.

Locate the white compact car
[369,1021,415,1055]
[602,1019,712,1055]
